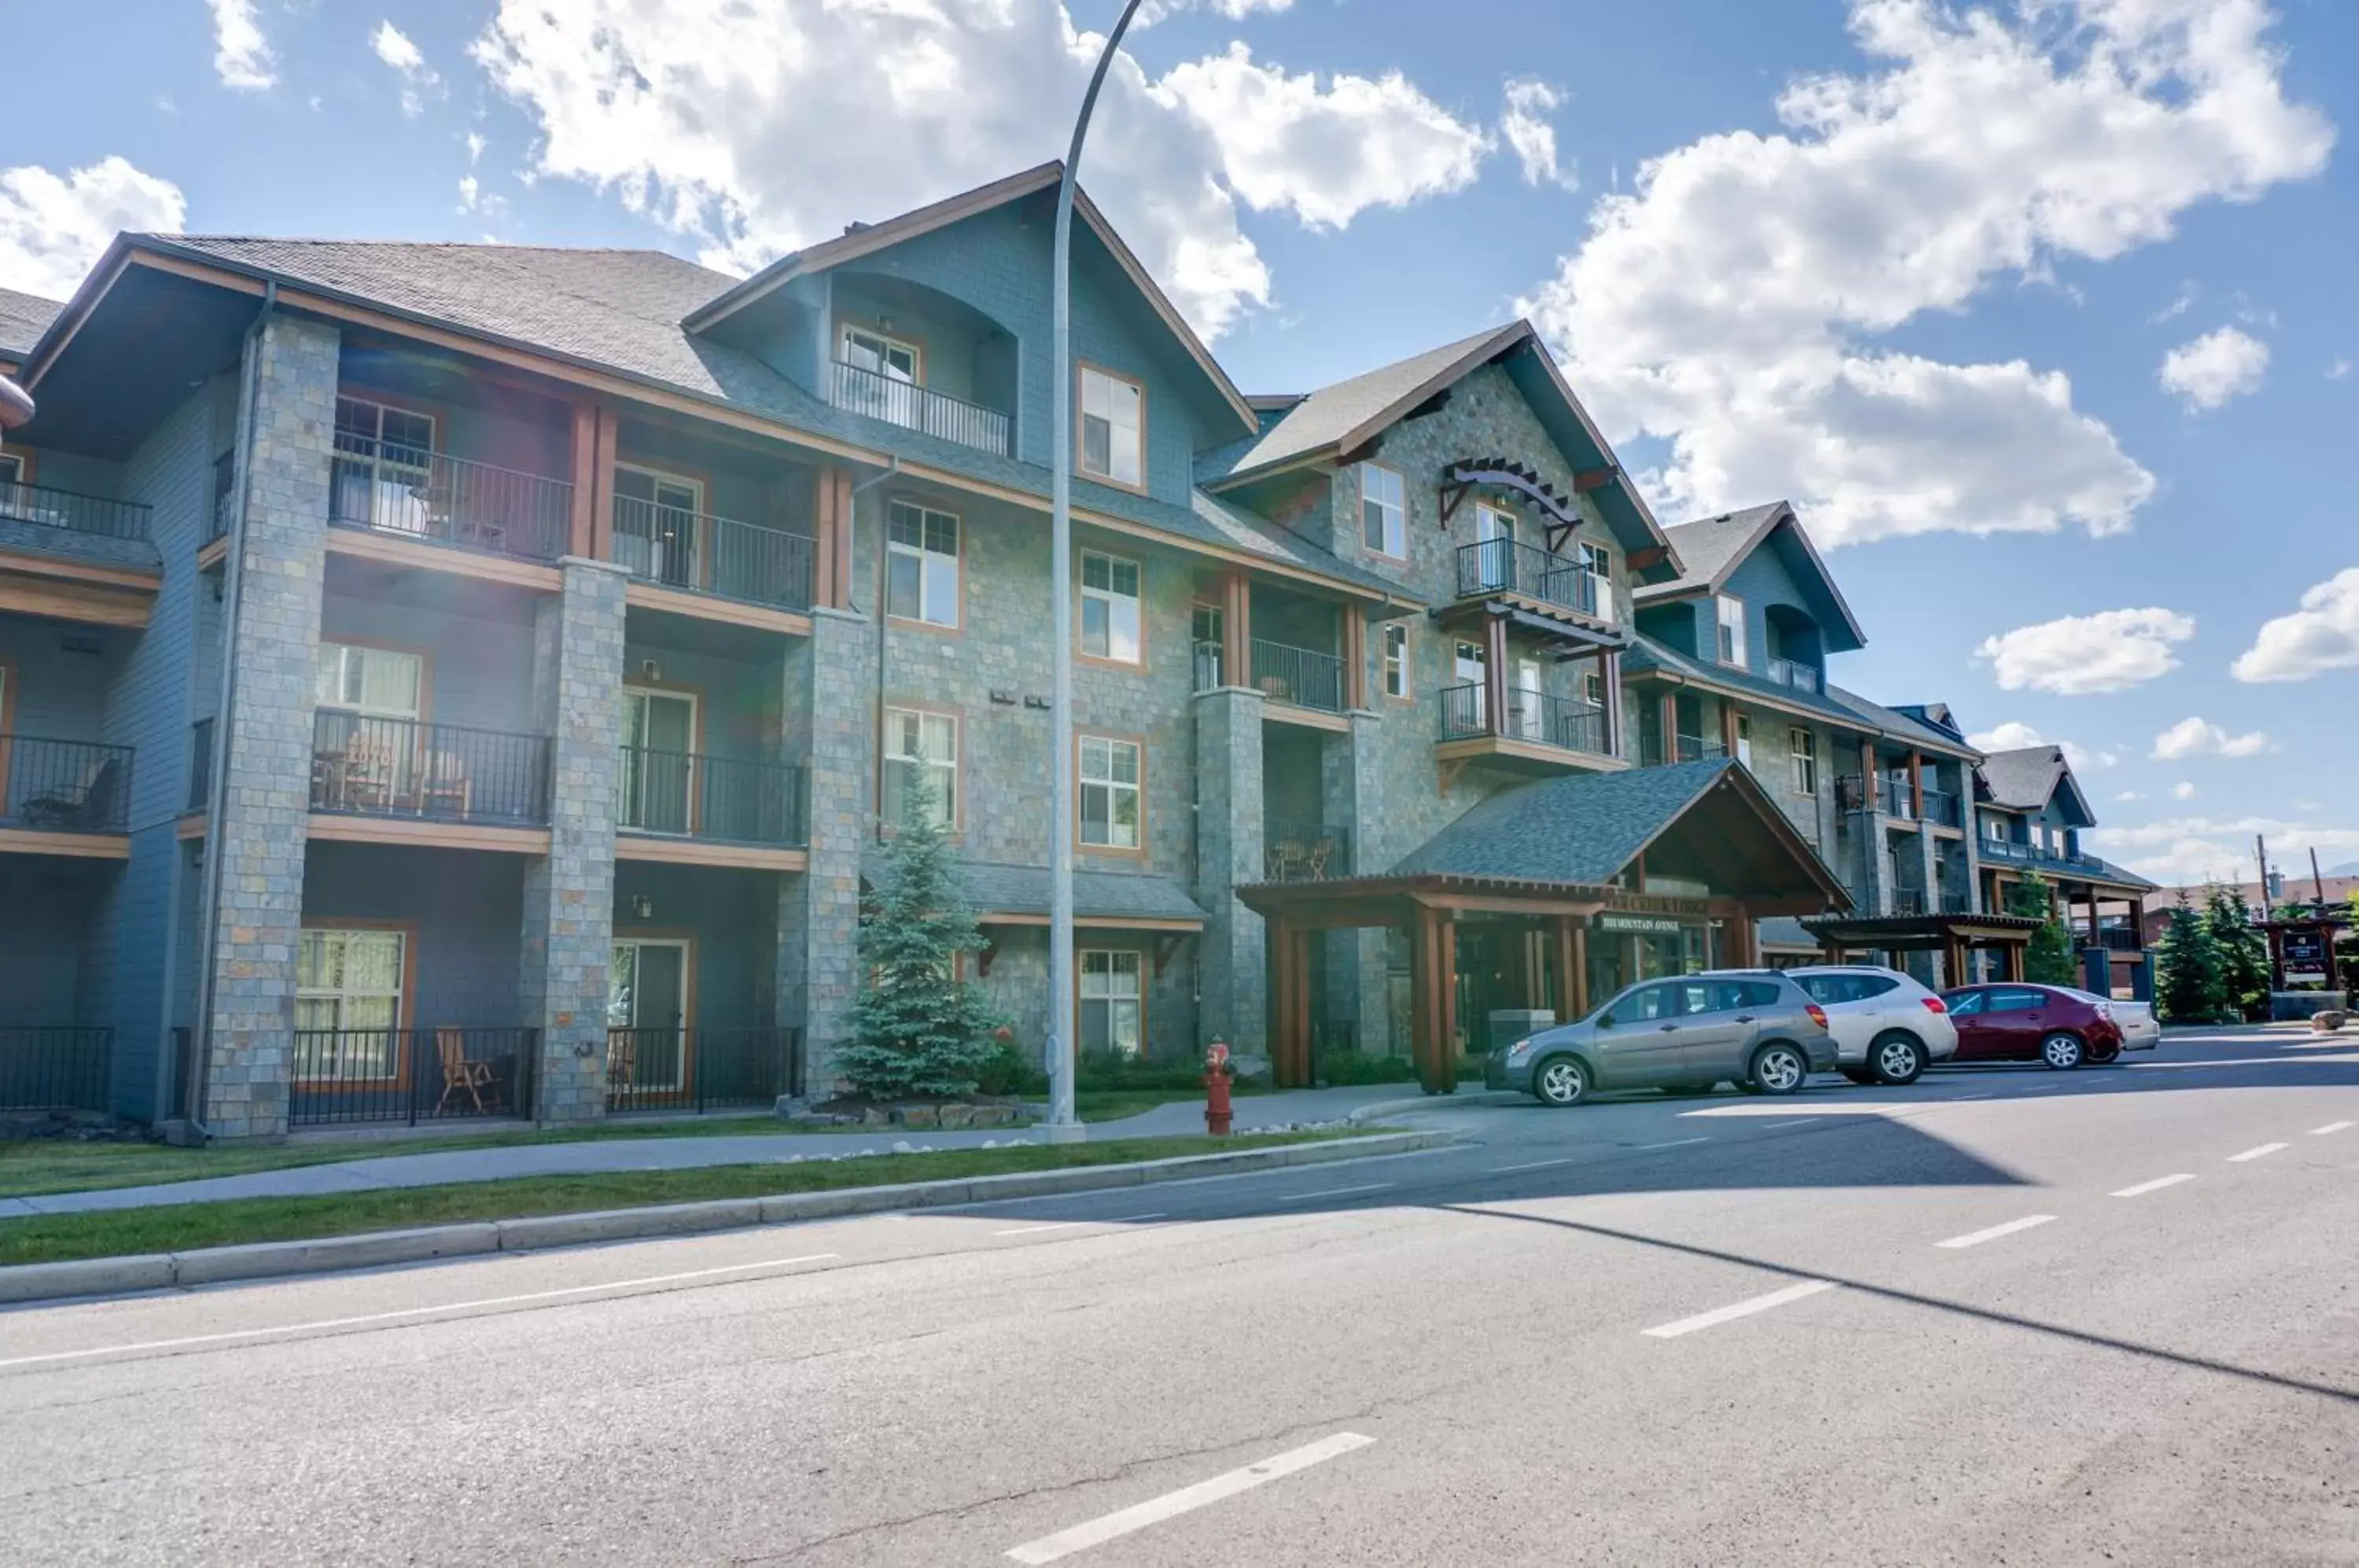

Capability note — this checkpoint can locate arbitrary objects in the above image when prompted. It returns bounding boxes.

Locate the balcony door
[608,939,688,1093]
[314,642,425,812]
[613,466,702,589]
[1474,502,1516,591]
[332,396,436,536]
[1454,639,1488,729]
[619,687,696,834]
[1513,657,1544,742]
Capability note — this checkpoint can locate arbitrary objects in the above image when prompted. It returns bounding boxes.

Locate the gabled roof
[1634,500,1867,653]
[0,285,62,361]
[682,162,1256,439]
[1977,745,2095,825]
[1825,686,1985,760]
[1620,635,1980,759]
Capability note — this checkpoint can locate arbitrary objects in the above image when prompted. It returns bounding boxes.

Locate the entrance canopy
[1801,911,2041,985]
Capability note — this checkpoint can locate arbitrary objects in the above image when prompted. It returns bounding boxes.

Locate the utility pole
[2256,833,2271,916]
[1045,0,1146,1140]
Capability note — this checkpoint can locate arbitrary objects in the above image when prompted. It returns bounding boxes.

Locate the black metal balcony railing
[1765,657,1820,693]
[1264,821,1352,882]
[1876,775,1912,817]
[606,1025,804,1114]
[2089,926,2144,951]
[329,435,572,562]
[1191,639,1225,692]
[1980,836,2105,874]
[827,360,1013,458]
[1919,787,1963,829]
[1893,889,1927,916]
[1674,733,1727,764]
[1249,638,1344,712]
[616,749,808,846]
[1437,684,1614,757]
[610,495,817,612]
[186,718,214,812]
[0,736,134,832]
[1454,539,1604,618]
[0,479,153,542]
[289,1026,539,1127]
[310,711,551,826]
[0,1025,113,1113]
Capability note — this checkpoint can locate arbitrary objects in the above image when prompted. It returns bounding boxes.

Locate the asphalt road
[4,1026,2354,1566]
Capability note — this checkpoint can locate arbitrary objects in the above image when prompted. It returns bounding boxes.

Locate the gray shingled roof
[1205,326,1508,481]
[0,285,62,359]
[1389,760,1733,883]
[137,237,1406,601]
[1634,504,1783,598]
[1977,745,2069,812]
[1824,685,1984,758]
[862,852,1206,923]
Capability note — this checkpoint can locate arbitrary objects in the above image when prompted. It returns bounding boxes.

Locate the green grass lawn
[0,1129,1376,1268]
[1072,1083,1272,1123]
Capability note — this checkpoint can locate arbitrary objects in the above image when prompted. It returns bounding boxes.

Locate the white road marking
[1272,1183,1392,1203]
[1954,1092,1994,1101]
[2111,1174,2195,1198]
[1640,1279,1838,1339]
[1004,1431,1377,1563]
[1761,1119,1816,1129]
[2226,1143,2288,1163]
[2311,1121,2353,1136]
[993,1223,1084,1236]
[1108,1213,1168,1224]
[1487,1157,1578,1174]
[1636,1136,1710,1151]
[1935,1215,2057,1250]
[0,1253,841,1371]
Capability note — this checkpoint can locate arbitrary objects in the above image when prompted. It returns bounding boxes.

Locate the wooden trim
[622,580,812,637]
[1075,543,1148,670]
[292,918,420,1088]
[568,403,598,557]
[1381,620,1415,705]
[0,549,163,594]
[1221,572,1249,690]
[1354,460,1410,562]
[1342,604,1367,711]
[980,912,1202,931]
[176,812,206,841]
[1075,727,1148,859]
[589,407,620,563]
[613,834,808,871]
[1908,751,1925,819]
[880,698,966,833]
[883,495,966,635]
[303,814,550,853]
[0,444,34,485]
[1263,703,1350,734]
[0,826,129,859]
[322,525,561,591]
[197,535,230,573]
[1073,359,1150,495]
[1432,733,1630,772]
[0,572,153,630]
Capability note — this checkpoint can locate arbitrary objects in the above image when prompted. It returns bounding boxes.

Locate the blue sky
[5,0,2356,884]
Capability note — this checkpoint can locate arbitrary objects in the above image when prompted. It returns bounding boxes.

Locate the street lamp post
[1046,0,1146,1139]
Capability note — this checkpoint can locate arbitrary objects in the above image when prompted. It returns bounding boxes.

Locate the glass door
[1454,639,1488,731]
[608,939,688,1092]
[1474,502,1516,591]
[613,467,702,587]
[1514,657,1544,742]
[620,688,697,834]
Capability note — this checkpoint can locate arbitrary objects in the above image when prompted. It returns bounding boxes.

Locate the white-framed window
[315,642,423,718]
[1360,464,1406,558]
[1578,667,1604,709]
[612,465,705,587]
[1079,949,1143,1057]
[295,926,405,1078]
[0,451,23,486]
[1579,540,1614,620]
[1191,602,1224,688]
[886,500,960,627]
[1790,727,1819,796]
[1079,734,1141,849]
[883,707,958,829]
[331,395,436,533]
[1078,366,1143,487]
[1715,594,1748,667]
[1734,713,1754,770]
[1382,622,1409,699]
[1080,550,1143,663]
[841,326,919,384]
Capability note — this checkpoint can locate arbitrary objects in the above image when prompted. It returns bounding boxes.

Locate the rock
[891,1140,916,1154]
[981,1139,999,1150]
[901,1106,940,1128]
[977,1106,1018,1127]
[937,1104,975,1129]
[1227,1053,1272,1083]
[861,1107,890,1127]
[2311,1010,2347,1033]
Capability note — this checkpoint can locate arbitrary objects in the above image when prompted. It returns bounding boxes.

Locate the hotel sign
[1594,912,1689,936]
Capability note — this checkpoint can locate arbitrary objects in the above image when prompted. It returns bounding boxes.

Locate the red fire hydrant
[1204,1040,1234,1136]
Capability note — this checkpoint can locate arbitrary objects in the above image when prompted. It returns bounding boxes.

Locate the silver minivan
[1486,970,1839,1107]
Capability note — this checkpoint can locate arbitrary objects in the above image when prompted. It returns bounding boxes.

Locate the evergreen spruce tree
[2154,889,2228,1023]
[2203,884,2271,1021]
[837,778,1005,1100]
[2008,871,2078,986]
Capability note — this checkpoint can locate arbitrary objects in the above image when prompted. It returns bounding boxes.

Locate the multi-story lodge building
[0,165,2153,1132]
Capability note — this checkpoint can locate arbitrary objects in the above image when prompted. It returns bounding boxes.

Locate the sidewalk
[2,1083,1449,1219]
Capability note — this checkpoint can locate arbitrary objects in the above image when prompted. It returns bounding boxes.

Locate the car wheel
[2087,1044,2121,1066]
[2040,1032,2085,1071]
[1533,1055,1590,1108]
[1749,1042,1809,1096]
[1871,1032,1926,1086]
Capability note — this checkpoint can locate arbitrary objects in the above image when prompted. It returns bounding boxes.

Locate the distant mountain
[2331,861,2359,877]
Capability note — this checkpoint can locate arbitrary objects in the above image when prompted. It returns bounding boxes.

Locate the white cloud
[466,131,487,164]
[1976,608,2196,696]
[1964,718,2112,770]
[210,0,275,90]
[2172,782,2198,800]
[1500,79,1577,192]
[2232,567,2359,683]
[2158,325,2269,412]
[372,21,442,117]
[0,157,187,298]
[2115,790,2144,802]
[2091,814,2359,884]
[2151,716,2272,760]
[472,1,1485,340]
[1521,0,2331,547]
[2331,358,2353,381]
[2152,284,2195,323]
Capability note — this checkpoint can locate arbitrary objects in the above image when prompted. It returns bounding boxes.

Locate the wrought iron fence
[1507,690,1614,756]
[1453,538,1602,617]
[1765,657,1820,693]
[616,749,808,845]
[0,1025,113,1113]
[1264,820,1352,882]
[1249,637,1344,712]
[1674,733,1727,764]
[610,495,817,611]
[186,718,213,812]
[605,1025,804,1113]
[1919,787,1963,829]
[1877,775,1913,817]
[827,360,1012,457]
[1437,682,1489,739]
[329,435,571,561]
[0,735,134,831]
[310,711,552,826]
[289,1026,539,1127]
[1191,639,1225,692]
[0,479,152,541]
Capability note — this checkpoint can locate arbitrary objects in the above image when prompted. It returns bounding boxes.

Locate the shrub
[1316,1051,1416,1086]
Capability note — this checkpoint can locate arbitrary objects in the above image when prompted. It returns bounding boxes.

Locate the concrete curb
[1348,1090,1521,1121]
[0,1131,1452,1307]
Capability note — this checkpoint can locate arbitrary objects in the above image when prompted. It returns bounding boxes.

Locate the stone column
[1321,710,1389,1055]
[520,557,627,1124]
[792,603,875,1094]
[1194,686,1265,1052]
[202,315,340,1139]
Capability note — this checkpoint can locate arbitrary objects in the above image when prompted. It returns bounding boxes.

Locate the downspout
[184,282,278,1136]
[851,458,899,845]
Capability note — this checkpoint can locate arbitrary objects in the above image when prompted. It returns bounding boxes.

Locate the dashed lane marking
[1005,1432,1377,1563]
[1640,1279,1839,1339]
[2111,1174,2195,1198]
[1935,1215,2057,1250]
[2226,1143,2288,1163]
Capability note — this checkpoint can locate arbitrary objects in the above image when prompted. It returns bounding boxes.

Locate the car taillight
[1921,996,1948,1014]
[1805,1004,1830,1031]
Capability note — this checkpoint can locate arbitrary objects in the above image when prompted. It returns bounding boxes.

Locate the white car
[2066,988,2160,1053]
[1783,966,1960,1084]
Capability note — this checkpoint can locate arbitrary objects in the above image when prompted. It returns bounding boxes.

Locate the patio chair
[20,755,122,831]
[340,731,399,812]
[434,1029,498,1115]
[606,1030,637,1090]
[1298,834,1335,880]
[418,749,473,819]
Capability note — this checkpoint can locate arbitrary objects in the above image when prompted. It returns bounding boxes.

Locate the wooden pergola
[1804,911,2043,983]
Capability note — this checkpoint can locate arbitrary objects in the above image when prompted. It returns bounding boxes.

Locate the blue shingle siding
[611,862,782,1031]
[2,861,102,1021]
[0,620,118,741]
[303,841,526,1025]
[320,589,541,735]
[617,638,783,765]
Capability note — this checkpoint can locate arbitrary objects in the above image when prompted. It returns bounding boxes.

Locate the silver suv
[1783,966,1960,1085]
[1487,970,1838,1107]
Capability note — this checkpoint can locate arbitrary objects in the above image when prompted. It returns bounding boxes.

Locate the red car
[1936,983,2126,1069]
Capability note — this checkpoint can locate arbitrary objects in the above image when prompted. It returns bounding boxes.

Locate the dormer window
[1078,364,1144,488]
[1715,594,1748,668]
[842,327,919,384]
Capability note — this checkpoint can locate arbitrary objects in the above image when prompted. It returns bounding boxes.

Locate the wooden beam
[830,467,855,609]
[1908,751,1924,819]
[1342,604,1366,712]
[1625,546,1672,572]
[1600,648,1624,760]
[1437,912,1459,1089]
[589,405,620,564]
[1483,612,1508,740]
[1572,466,1617,494]
[567,403,598,558]
[1223,570,1249,690]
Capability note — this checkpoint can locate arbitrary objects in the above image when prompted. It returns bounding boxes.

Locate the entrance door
[609,939,689,1092]
[620,689,696,834]
[1513,657,1544,742]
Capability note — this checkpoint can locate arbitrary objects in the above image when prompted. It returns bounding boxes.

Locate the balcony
[0,1025,113,1113]
[1438,684,1617,773]
[1454,539,1608,620]
[1248,638,1345,714]
[826,359,1012,458]
[1920,787,1963,829]
[289,1025,539,1127]
[611,495,816,613]
[1765,657,1820,694]
[0,736,134,834]
[1979,836,2106,875]
[329,436,572,563]
[605,1025,804,1114]
[1264,820,1352,883]
[0,479,152,543]
[616,749,808,846]
[309,712,551,827]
